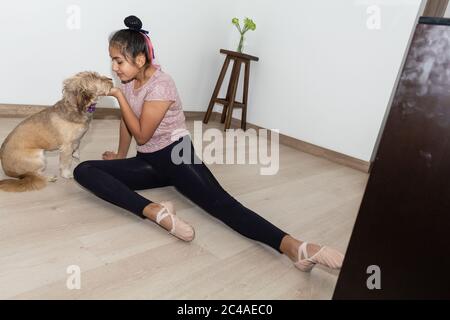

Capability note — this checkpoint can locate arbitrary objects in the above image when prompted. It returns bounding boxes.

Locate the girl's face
[109,46,144,82]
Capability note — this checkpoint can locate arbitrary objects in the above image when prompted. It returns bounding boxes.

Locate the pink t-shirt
[121,67,190,153]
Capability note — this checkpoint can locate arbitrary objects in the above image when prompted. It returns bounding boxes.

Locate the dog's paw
[72,150,80,160]
[61,169,74,179]
[47,175,58,183]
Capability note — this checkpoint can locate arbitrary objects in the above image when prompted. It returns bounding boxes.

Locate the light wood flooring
[0,117,368,299]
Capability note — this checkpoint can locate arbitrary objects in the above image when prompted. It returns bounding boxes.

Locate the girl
[73,15,344,272]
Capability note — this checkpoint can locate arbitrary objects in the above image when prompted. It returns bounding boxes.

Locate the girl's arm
[110,88,172,146]
[117,118,132,158]
[102,118,131,160]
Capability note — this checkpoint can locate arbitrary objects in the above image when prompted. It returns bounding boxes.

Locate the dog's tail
[0,173,47,192]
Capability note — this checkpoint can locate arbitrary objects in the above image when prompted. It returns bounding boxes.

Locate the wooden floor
[0,117,368,300]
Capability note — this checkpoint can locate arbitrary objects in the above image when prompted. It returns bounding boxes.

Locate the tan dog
[0,71,113,192]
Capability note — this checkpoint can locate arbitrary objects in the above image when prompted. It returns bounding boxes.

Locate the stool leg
[224,59,242,130]
[221,58,238,124]
[220,105,228,123]
[203,56,231,124]
[242,61,250,130]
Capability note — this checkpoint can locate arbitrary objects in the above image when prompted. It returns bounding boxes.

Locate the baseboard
[0,104,371,172]
[0,104,48,118]
[0,103,122,119]
[203,112,370,173]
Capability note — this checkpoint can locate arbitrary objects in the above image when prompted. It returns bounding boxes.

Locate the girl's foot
[280,236,344,272]
[143,201,195,242]
[294,242,344,272]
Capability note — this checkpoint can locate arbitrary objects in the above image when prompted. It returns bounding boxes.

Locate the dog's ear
[76,89,94,112]
[63,76,94,111]
[62,76,79,107]
[62,76,79,95]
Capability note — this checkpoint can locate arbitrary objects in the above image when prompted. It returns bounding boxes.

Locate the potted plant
[232,17,256,53]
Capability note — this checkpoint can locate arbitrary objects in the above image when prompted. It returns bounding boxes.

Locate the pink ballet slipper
[155,201,195,242]
[294,242,344,272]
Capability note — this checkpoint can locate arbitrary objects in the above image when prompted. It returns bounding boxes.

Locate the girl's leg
[171,160,288,251]
[163,138,343,270]
[74,157,194,239]
[73,157,169,218]
[160,139,287,252]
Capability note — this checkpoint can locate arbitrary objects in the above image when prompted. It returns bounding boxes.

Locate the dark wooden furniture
[203,49,259,130]
[423,0,449,17]
[333,17,450,299]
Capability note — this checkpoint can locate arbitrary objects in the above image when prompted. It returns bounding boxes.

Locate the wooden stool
[203,49,259,130]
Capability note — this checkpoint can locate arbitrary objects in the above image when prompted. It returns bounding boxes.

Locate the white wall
[0,0,237,109]
[228,0,423,161]
[0,0,423,162]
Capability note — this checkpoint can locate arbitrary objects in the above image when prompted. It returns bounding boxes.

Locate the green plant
[232,17,256,53]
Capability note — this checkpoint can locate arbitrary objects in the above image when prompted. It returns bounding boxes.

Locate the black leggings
[73,136,287,252]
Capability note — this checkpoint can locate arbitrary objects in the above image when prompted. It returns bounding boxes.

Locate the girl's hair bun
[124,15,143,31]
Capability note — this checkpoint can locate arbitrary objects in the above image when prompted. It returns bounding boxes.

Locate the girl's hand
[108,87,122,98]
[102,151,121,160]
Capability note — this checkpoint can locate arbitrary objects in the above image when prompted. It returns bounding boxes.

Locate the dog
[0,71,113,192]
